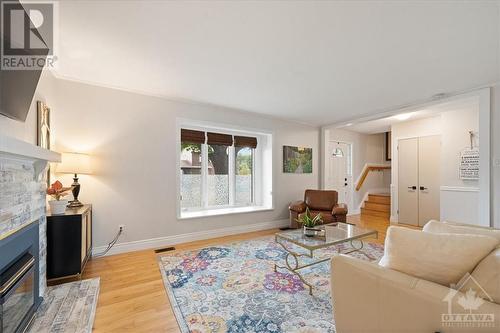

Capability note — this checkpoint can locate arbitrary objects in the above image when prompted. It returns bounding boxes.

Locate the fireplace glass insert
[0,253,36,333]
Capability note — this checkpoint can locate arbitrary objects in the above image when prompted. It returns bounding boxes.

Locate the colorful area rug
[158,236,383,333]
[28,278,99,333]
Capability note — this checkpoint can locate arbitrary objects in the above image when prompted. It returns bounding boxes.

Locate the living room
[0,1,500,332]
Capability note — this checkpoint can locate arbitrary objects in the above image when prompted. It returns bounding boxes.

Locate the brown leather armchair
[289,189,348,228]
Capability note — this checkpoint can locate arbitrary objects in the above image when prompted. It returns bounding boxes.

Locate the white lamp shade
[57,152,93,175]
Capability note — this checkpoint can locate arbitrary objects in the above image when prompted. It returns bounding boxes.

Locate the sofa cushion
[423,220,500,244]
[460,248,500,304]
[379,226,498,286]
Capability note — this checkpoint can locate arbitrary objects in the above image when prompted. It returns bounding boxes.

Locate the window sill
[179,206,273,220]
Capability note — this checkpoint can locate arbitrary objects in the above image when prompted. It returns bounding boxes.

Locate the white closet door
[418,135,441,226]
[398,138,419,226]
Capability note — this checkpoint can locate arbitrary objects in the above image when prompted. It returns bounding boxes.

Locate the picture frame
[385,132,392,161]
[283,145,313,174]
[37,101,51,186]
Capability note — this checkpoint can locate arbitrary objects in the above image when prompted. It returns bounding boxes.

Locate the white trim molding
[440,186,480,192]
[92,219,289,257]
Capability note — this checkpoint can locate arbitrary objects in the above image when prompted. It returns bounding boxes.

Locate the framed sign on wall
[459,148,479,180]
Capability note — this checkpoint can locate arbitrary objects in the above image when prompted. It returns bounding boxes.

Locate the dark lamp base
[67,200,84,208]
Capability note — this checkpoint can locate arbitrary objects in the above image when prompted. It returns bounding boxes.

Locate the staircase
[360,193,390,218]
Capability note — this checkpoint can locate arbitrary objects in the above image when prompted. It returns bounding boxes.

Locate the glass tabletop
[275,223,377,250]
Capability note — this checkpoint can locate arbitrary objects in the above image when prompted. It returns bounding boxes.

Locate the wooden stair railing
[355,163,391,191]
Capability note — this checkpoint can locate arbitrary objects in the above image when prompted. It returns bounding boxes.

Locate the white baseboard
[92,219,289,257]
[347,209,360,216]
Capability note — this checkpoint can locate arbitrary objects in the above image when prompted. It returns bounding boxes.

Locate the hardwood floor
[83,214,390,332]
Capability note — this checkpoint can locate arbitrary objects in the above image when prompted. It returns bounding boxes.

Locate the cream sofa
[331,221,500,333]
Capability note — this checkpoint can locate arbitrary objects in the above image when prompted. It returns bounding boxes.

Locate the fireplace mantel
[0,134,61,162]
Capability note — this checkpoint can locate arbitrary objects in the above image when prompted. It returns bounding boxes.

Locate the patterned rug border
[87,278,100,333]
[156,235,382,332]
[159,266,190,333]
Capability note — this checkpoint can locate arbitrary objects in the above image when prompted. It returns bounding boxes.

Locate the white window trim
[176,118,274,220]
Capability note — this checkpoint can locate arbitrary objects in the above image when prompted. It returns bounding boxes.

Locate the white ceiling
[342,95,480,134]
[54,1,500,126]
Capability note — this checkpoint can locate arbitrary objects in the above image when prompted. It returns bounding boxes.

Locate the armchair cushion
[289,200,306,213]
[298,210,335,224]
[304,189,337,211]
[379,226,499,286]
[332,203,347,216]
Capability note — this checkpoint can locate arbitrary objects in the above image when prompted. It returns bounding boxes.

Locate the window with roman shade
[179,127,261,214]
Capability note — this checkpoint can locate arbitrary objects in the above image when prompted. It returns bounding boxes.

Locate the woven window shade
[234,136,257,149]
[207,132,233,146]
[181,129,205,144]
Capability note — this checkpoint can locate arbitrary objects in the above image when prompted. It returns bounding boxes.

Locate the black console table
[46,204,92,282]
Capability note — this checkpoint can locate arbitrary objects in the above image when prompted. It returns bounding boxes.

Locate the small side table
[46,204,92,282]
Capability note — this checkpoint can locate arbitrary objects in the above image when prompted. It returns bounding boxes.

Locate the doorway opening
[321,88,490,227]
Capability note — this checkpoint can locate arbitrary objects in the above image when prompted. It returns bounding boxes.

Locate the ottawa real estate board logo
[442,273,495,329]
[1,0,58,70]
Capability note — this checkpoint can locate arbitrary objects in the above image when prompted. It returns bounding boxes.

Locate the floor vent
[279,226,292,231]
[154,246,176,253]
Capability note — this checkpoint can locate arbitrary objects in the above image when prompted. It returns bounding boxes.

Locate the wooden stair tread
[364,202,390,212]
[367,194,390,204]
[361,208,390,218]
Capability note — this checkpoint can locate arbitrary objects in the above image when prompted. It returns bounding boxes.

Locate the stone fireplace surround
[0,134,60,302]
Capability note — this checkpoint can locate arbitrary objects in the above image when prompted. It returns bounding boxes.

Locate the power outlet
[119,224,125,232]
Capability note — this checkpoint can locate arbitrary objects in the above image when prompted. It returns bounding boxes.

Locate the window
[235,147,253,205]
[179,126,270,218]
[207,143,230,206]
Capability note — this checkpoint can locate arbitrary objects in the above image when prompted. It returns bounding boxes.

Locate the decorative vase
[48,199,68,215]
[303,226,317,237]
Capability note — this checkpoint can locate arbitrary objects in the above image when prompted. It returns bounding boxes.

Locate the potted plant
[47,181,72,215]
[296,207,323,237]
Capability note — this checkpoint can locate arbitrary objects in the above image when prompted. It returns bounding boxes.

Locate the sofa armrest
[289,201,306,213]
[332,203,347,216]
[331,255,500,332]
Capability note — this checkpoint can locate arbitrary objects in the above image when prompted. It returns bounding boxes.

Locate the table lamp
[56,152,92,207]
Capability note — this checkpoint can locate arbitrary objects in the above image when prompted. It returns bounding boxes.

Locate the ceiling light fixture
[332,142,344,157]
[393,113,412,121]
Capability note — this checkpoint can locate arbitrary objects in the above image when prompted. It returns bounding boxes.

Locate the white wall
[47,78,320,249]
[0,71,57,144]
[491,85,500,229]
[323,128,389,213]
[439,107,480,224]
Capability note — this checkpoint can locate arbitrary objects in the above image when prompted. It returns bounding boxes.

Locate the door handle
[420,186,428,191]
[408,186,417,190]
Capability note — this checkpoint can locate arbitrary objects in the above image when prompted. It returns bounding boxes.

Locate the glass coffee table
[274,223,378,295]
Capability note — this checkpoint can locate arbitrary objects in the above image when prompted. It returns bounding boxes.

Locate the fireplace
[0,222,41,333]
